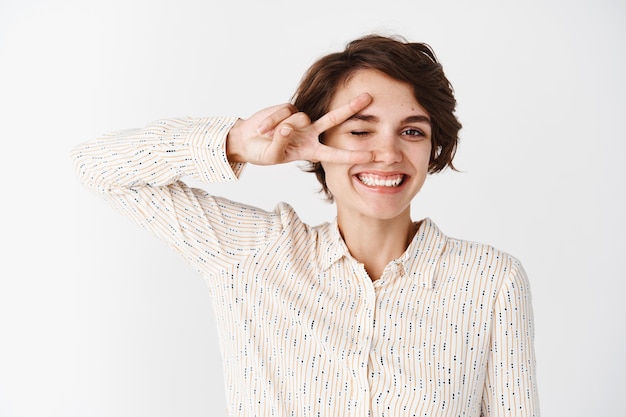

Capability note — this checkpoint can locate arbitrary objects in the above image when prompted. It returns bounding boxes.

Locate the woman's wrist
[225,118,246,162]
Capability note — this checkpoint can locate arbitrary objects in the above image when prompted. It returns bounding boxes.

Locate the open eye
[401,128,426,139]
[403,128,423,136]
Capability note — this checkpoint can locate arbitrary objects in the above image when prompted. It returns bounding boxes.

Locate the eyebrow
[347,113,431,125]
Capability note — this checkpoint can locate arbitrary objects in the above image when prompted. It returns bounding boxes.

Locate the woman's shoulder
[422,218,527,286]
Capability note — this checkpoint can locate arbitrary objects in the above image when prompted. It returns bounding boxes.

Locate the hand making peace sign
[226,93,373,166]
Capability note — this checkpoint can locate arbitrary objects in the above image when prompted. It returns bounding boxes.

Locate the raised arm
[72,93,373,193]
[71,116,275,274]
[71,96,373,273]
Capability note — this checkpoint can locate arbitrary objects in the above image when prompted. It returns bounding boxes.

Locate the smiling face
[322,69,432,226]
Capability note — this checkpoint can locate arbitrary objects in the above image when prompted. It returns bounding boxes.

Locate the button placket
[345,258,376,413]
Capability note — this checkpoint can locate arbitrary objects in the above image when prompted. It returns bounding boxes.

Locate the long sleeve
[73,117,243,191]
[71,116,284,274]
[482,261,540,416]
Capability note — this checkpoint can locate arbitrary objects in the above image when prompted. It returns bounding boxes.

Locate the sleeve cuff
[188,116,246,183]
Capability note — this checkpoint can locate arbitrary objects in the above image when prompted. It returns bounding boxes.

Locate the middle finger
[312,93,372,134]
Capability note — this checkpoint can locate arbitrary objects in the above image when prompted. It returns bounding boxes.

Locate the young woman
[73,35,539,416]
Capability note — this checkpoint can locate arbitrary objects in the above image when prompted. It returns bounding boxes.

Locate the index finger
[311,93,372,134]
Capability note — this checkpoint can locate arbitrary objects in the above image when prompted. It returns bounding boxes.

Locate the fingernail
[280,126,292,136]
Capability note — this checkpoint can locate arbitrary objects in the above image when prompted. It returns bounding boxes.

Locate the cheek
[320,162,346,192]
[347,140,371,151]
[323,131,367,151]
[414,142,433,164]
[421,148,432,166]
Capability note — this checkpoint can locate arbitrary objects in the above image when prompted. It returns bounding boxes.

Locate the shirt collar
[399,218,448,289]
[317,218,351,271]
[317,218,448,289]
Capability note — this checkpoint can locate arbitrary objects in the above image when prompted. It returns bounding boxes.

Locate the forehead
[329,69,425,114]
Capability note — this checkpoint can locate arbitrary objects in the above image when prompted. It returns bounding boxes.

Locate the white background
[1,0,624,416]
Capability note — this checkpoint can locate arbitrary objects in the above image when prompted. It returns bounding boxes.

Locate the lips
[356,173,405,187]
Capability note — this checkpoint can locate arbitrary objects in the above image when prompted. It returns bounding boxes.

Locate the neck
[337,210,418,281]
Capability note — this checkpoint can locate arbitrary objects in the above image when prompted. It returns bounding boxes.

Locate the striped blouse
[72,117,539,416]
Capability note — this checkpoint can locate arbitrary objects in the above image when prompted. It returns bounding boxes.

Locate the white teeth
[358,174,404,187]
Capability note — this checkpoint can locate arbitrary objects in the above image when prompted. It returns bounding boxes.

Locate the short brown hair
[292,35,462,201]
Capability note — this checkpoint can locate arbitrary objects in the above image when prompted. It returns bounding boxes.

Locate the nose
[372,133,402,164]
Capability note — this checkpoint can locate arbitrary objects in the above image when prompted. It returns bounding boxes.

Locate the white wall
[1,0,624,415]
